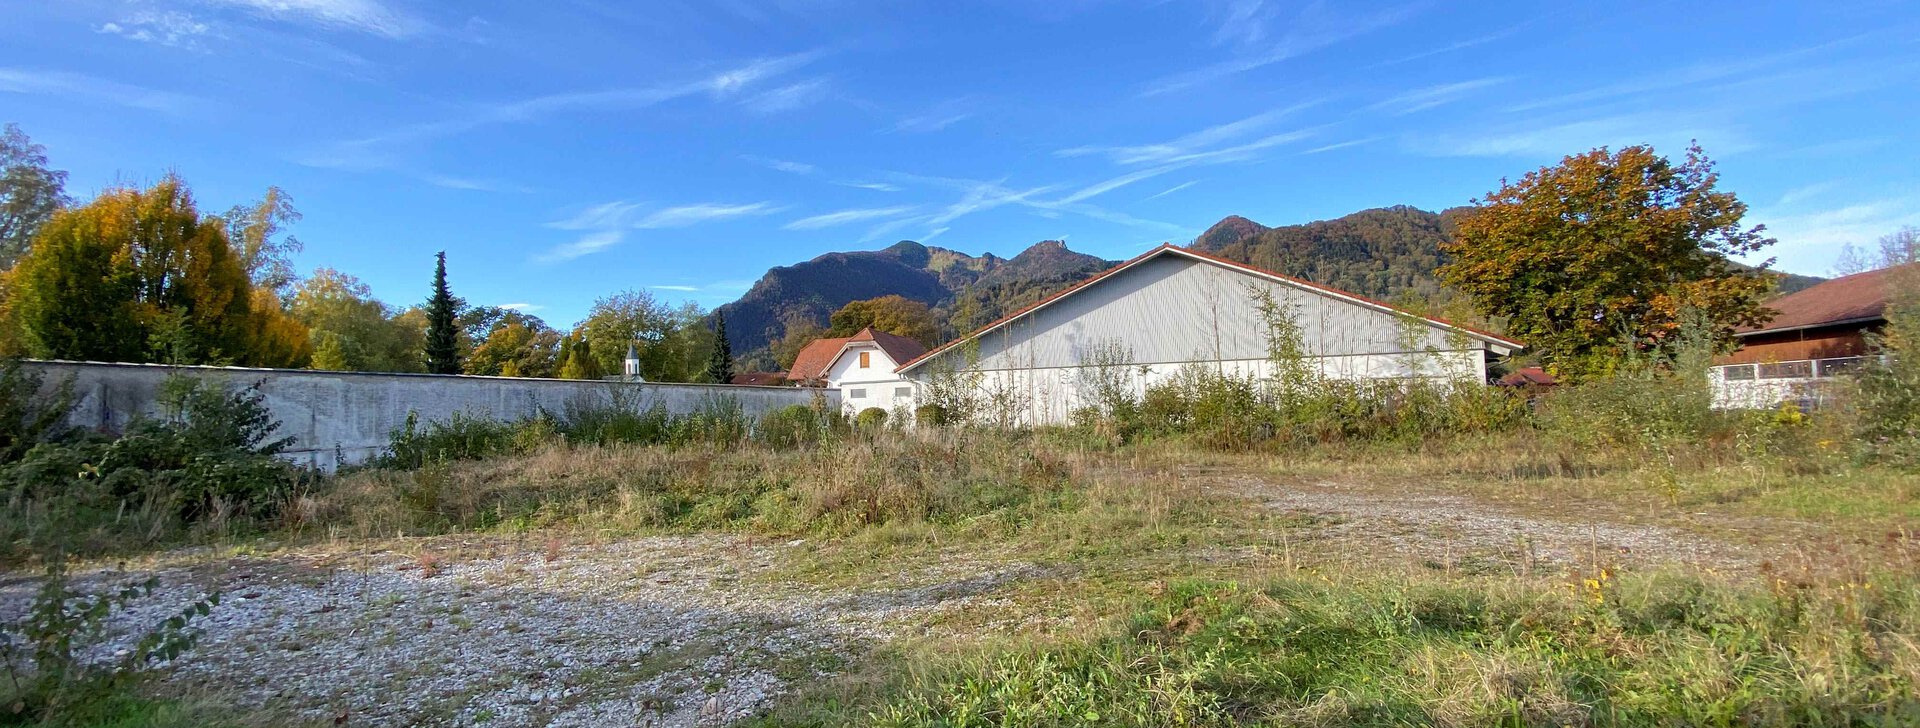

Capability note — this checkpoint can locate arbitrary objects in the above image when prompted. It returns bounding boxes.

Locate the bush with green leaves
[0,360,74,464]
[855,407,889,431]
[1,376,307,559]
[1,561,219,724]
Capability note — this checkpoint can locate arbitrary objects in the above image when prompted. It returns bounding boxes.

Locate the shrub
[0,359,74,464]
[855,407,889,431]
[915,403,950,427]
[1,561,219,723]
[380,410,529,468]
[757,404,830,448]
[1,376,309,559]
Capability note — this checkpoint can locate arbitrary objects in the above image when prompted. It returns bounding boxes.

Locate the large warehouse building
[828,244,1524,424]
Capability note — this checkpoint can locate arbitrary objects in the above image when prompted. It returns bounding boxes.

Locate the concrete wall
[23,361,833,470]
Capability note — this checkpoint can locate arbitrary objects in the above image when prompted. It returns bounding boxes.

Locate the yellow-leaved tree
[9,176,308,366]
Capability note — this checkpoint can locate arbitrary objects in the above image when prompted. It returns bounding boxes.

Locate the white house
[892,244,1524,425]
[785,327,928,416]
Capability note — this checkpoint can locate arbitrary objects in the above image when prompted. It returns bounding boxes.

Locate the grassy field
[6,409,1920,725]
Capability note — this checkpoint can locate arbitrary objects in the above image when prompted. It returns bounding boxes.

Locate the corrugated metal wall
[953,255,1469,372]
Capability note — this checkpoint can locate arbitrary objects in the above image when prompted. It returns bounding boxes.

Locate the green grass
[760,569,1920,727]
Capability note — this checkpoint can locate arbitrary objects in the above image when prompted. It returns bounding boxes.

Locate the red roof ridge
[895,243,1522,373]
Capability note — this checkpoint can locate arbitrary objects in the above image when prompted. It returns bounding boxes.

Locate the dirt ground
[2,466,1885,727]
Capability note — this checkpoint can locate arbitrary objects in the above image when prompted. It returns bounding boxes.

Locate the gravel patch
[0,535,1035,727]
[1226,477,1753,570]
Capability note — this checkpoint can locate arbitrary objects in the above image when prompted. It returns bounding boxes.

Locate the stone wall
[22,361,833,470]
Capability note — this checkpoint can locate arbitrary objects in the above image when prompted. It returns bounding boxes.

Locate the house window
[859,351,870,368]
[895,387,912,398]
[848,388,866,399]
[1758,361,1812,380]
[1719,364,1756,381]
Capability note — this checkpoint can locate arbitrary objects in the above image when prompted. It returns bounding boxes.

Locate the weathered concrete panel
[22,361,832,470]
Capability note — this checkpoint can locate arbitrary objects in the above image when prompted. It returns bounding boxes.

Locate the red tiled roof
[785,336,851,381]
[1496,367,1557,387]
[730,371,789,386]
[1740,265,1901,336]
[896,243,1524,373]
[850,327,927,367]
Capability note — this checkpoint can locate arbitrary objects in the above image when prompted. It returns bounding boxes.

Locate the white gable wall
[824,342,917,416]
[904,253,1498,425]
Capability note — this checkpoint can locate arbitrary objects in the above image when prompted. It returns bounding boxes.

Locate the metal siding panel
[956,256,1465,371]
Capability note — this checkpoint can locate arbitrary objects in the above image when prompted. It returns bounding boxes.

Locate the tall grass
[768,569,1920,727]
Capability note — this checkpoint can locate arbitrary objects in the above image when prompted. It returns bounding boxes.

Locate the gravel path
[0,536,1033,727]
[1224,476,1754,571]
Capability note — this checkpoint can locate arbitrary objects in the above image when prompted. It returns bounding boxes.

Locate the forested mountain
[1191,205,1461,303]
[717,239,1111,367]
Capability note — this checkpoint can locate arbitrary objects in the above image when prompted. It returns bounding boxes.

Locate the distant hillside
[1192,206,1828,305]
[717,239,1111,366]
[1192,205,1459,302]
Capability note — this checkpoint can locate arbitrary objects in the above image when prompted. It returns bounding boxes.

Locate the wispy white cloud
[1749,195,1920,274]
[921,226,951,242]
[1503,34,1874,114]
[202,0,424,38]
[538,200,780,262]
[784,206,918,230]
[743,77,830,114]
[498,302,545,312]
[538,230,626,263]
[1144,180,1200,200]
[1777,181,1843,207]
[1057,165,1184,205]
[1142,3,1424,96]
[0,67,199,114]
[1303,136,1380,154]
[635,202,781,228]
[836,180,903,192]
[650,285,701,292]
[1404,113,1749,159]
[313,51,825,167]
[1369,77,1510,115]
[893,97,976,133]
[892,173,1183,232]
[1365,18,1534,68]
[1057,102,1321,165]
[97,11,212,49]
[741,155,816,174]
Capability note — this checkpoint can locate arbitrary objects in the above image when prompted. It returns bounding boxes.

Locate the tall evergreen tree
[703,313,734,384]
[424,251,462,374]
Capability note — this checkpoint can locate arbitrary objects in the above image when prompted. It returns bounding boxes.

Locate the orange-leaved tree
[1440,144,1775,374]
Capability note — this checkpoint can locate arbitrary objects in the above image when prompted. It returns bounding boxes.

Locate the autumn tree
[9,177,306,366]
[0,124,68,268]
[221,186,303,296]
[827,295,939,346]
[1440,144,1774,372]
[290,268,423,372]
[558,334,603,380]
[703,312,734,383]
[424,251,461,374]
[769,317,826,370]
[467,311,562,378]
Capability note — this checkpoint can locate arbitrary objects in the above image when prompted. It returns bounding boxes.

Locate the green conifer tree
[703,313,735,384]
[424,251,462,374]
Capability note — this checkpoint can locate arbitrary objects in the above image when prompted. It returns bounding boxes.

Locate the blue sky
[4,1,1917,328]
